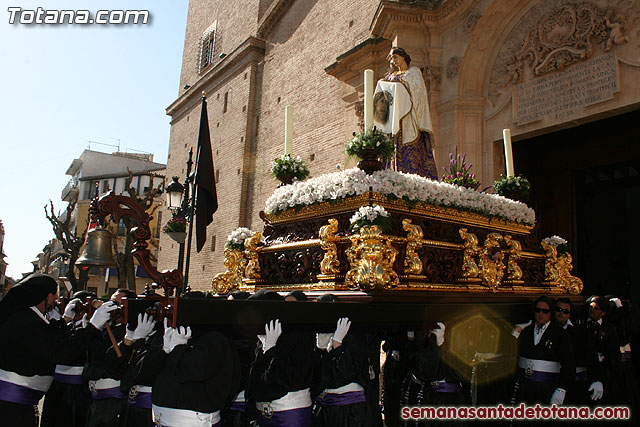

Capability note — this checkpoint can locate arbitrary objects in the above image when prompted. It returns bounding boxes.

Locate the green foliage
[494,175,531,203]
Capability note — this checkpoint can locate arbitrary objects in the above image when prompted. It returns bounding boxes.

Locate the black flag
[194,95,218,252]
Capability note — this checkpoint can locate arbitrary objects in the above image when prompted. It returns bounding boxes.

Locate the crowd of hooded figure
[1,274,639,427]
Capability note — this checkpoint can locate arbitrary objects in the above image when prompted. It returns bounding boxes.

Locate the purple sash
[621,352,632,362]
[129,390,152,409]
[257,405,312,427]
[0,379,45,405]
[315,390,366,407]
[53,372,84,385]
[91,386,126,400]
[432,382,461,393]
[230,401,247,411]
[575,371,587,382]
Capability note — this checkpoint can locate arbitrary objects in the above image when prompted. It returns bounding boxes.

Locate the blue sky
[0,1,188,278]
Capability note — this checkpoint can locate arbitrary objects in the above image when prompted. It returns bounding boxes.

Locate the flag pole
[183,94,205,291]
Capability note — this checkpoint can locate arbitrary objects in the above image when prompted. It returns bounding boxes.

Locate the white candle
[503,128,514,177]
[364,69,374,131]
[284,106,293,155]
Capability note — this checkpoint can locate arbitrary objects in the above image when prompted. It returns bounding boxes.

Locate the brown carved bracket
[90,191,183,296]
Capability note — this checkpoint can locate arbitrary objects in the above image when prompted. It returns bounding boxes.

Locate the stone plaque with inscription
[514,54,619,126]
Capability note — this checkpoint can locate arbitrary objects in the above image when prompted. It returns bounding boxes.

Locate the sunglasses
[534,307,550,314]
[555,307,570,314]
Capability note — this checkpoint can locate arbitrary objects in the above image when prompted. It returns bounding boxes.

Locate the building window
[102,180,110,193]
[211,235,216,251]
[199,22,217,72]
[223,91,229,113]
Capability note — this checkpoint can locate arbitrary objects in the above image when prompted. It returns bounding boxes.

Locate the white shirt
[561,319,573,329]
[534,321,550,345]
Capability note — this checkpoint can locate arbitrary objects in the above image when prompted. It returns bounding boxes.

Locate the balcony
[61,177,79,202]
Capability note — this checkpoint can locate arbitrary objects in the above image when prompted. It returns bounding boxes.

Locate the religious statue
[373,47,437,179]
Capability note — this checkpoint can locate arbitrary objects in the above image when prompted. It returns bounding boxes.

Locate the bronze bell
[76,227,117,267]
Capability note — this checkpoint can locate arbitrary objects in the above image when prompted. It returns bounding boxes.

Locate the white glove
[610,298,623,308]
[431,322,446,347]
[550,388,566,405]
[47,307,62,321]
[89,301,118,331]
[162,318,174,354]
[589,381,604,401]
[132,313,156,341]
[512,320,532,339]
[169,326,191,352]
[407,330,415,340]
[262,319,282,353]
[316,333,333,351]
[63,298,81,319]
[333,317,351,344]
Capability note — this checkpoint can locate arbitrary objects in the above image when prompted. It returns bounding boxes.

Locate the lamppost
[165,148,194,276]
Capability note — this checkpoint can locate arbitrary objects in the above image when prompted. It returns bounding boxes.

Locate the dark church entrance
[514,109,640,302]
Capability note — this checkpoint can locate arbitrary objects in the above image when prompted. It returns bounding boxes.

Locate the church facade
[159,0,640,298]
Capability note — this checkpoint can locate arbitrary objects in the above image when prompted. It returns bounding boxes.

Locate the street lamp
[165,177,184,212]
[164,148,194,278]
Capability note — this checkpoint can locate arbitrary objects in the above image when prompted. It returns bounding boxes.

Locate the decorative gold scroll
[319,218,341,274]
[211,248,247,294]
[504,235,523,282]
[244,232,262,280]
[345,225,399,291]
[541,240,583,294]
[403,218,424,275]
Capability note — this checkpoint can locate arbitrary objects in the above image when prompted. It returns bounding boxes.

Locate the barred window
[199,22,217,72]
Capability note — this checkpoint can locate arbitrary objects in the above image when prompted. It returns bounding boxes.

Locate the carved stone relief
[447,56,461,79]
[463,9,481,34]
[487,0,636,111]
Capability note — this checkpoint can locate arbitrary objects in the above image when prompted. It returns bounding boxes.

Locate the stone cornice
[166,36,266,121]
[257,0,295,39]
[370,0,467,37]
[325,37,391,82]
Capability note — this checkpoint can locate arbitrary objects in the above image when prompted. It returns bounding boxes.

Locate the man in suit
[515,296,574,405]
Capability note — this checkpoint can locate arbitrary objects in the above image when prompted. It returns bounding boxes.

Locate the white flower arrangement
[542,235,568,247]
[350,205,389,223]
[264,168,536,225]
[270,154,310,181]
[226,227,253,250]
[349,205,391,233]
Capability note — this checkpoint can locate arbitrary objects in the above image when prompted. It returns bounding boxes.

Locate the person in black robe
[311,294,368,426]
[382,329,414,427]
[312,314,368,427]
[515,296,574,406]
[604,296,639,420]
[222,290,257,427]
[84,290,133,427]
[40,290,96,427]
[0,274,114,427]
[246,289,314,427]
[400,322,466,426]
[151,322,239,427]
[104,311,161,427]
[585,295,621,405]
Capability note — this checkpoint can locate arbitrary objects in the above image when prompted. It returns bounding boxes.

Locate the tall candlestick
[364,69,374,131]
[503,128,514,177]
[284,106,293,155]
